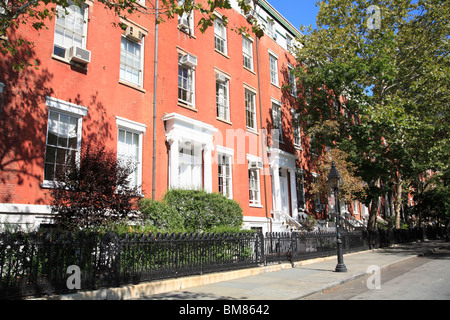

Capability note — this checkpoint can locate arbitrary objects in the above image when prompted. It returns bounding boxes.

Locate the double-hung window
[218,152,233,199]
[178,53,196,107]
[116,117,146,191]
[242,36,253,71]
[53,1,88,59]
[178,0,194,34]
[214,17,227,55]
[272,100,283,142]
[269,53,279,86]
[120,35,144,87]
[288,65,297,97]
[292,108,301,148]
[245,89,257,131]
[248,155,262,206]
[216,74,230,121]
[43,97,88,186]
[248,167,261,206]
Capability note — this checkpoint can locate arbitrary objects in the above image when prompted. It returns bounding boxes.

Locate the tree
[292,0,449,231]
[1,0,263,69]
[51,142,142,230]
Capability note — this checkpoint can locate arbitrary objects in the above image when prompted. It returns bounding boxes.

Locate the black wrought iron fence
[1,227,445,299]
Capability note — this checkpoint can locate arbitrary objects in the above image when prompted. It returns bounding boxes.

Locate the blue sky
[267,0,320,32]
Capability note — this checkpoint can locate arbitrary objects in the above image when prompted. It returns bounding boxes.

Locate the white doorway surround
[163,113,218,192]
[268,148,299,231]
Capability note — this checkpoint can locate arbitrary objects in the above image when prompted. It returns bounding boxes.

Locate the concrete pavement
[136,239,450,300]
[44,239,450,300]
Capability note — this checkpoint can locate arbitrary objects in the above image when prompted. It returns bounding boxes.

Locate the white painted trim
[46,96,88,116]
[116,116,147,133]
[0,203,52,214]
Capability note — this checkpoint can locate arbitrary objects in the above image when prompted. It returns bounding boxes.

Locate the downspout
[255,35,271,232]
[152,0,159,200]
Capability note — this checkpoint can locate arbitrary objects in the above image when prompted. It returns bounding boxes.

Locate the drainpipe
[152,0,159,200]
[255,35,271,232]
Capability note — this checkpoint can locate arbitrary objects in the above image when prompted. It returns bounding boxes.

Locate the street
[302,247,450,300]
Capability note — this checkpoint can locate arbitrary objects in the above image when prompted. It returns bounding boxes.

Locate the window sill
[178,26,196,38]
[119,79,146,93]
[294,145,303,151]
[41,180,56,189]
[243,66,255,75]
[246,128,259,135]
[51,54,88,71]
[178,102,197,112]
[217,117,232,125]
[249,204,263,208]
[271,82,281,89]
[214,49,230,59]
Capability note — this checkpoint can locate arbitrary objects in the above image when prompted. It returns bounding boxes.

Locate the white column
[203,143,213,193]
[289,169,298,220]
[168,137,179,189]
[271,161,281,212]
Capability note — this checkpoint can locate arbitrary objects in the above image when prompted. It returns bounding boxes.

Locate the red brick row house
[0,0,367,232]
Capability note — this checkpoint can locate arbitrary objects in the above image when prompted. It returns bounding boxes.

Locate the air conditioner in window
[248,160,263,170]
[178,18,190,31]
[179,53,197,67]
[125,26,143,42]
[215,73,227,83]
[245,9,256,21]
[68,46,91,65]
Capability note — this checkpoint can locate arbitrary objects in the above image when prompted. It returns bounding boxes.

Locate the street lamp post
[328,161,347,272]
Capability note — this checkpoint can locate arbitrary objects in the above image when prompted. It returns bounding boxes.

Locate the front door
[279,168,289,214]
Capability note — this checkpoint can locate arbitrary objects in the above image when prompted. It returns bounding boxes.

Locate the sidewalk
[45,239,450,300]
[136,239,450,300]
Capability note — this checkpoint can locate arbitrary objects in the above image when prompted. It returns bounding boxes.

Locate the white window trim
[245,88,257,131]
[288,64,297,97]
[214,17,228,55]
[247,154,262,207]
[291,108,301,149]
[42,97,88,188]
[242,35,254,71]
[217,145,234,199]
[116,116,146,193]
[120,35,145,88]
[178,53,196,108]
[271,98,283,143]
[268,51,279,86]
[216,72,230,121]
[178,1,195,36]
[52,1,89,61]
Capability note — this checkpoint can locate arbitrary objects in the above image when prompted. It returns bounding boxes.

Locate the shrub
[163,189,244,232]
[138,199,185,232]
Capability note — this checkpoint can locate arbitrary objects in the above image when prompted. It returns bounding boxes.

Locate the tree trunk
[367,178,381,232]
[394,175,403,229]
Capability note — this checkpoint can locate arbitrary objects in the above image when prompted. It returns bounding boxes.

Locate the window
[43,97,87,186]
[245,89,257,130]
[178,0,194,34]
[286,34,293,51]
[53,1,88,59]
[216,74,230,121]
[116,118,145,191]
[267,19,275,38]
[214,17,227,55]
[178,144,202,189]
[269,53,278,86]
[272,100,283,142]
[242,36,253,71]
[120,36,144,86]
[178,54,195,107]
[292,109,301,148]
[249,167,261,206]
[218,153,233,199]
[288,65,297,97]
[296,170,305,209]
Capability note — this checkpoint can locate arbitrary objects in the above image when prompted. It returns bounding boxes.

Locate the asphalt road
[302,247,450,300]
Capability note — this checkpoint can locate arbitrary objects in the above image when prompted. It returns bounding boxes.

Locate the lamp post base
[335,263,347,273]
